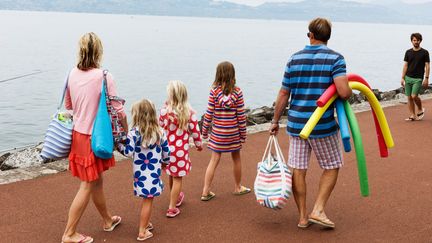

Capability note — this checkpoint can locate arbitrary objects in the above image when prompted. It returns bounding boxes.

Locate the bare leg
[310,169,339,221]
[169,177,183,209]
[138,199,154,239]
[62,180,94,242]
[202,151,222,196]
[292,169,308,225]
[413,95,423,113]
[408,96,416,118]
[91,175,115,229]
[169,175,173,190]
[231,150,242,192]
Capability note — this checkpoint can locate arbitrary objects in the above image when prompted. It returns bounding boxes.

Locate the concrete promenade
[1,100,432,242]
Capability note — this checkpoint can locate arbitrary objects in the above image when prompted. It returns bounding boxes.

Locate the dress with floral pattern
[117,127,170,198]
[159,106,202,177]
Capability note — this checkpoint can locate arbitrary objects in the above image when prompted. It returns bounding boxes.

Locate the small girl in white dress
[117,99,170,241]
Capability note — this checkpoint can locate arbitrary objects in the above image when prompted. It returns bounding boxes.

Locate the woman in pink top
[62,32,128,243]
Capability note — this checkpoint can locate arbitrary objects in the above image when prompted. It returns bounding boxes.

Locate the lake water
[1,10,431,151]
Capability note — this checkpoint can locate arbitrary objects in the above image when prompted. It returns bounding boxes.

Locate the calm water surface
[1,10,431,151]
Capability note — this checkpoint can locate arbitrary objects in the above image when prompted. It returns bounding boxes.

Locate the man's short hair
[308,18,332,42]
[410,33,422,42]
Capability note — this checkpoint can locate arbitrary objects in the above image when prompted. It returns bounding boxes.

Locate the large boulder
[372,89,382,101]
[0,152,15,171]
[394,87,404,94]
[348,93,363,104]
[247,106,274,125]
[381,90,396,101]
[1,145,44,170]
[395,93,406,100]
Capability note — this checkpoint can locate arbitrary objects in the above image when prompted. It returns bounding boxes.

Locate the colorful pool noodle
[343,100,369,197]
[317,84,337,107]
[348,82,394,148]
[316,73,370,106]
[346,74,388,157]
[316,74,388,157]
[335,99,351,152]
[299,94,338,139]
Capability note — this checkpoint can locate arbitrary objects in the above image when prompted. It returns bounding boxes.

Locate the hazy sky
[219,0,432,6]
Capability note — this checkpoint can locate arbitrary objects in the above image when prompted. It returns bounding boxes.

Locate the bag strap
[272,136,286,164]
[102,69,125,104]
[261,135,276,166]
[56,70,72,112]
[273,136,290,197]
[102,69,109,96]
[260,136,272,163]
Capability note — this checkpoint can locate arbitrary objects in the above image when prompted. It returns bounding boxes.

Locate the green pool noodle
[343,100,369,197]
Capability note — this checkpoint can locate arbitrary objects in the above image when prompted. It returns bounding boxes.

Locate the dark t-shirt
[404,48,430,79]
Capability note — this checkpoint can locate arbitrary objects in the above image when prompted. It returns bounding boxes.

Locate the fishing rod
[0,70,53,83]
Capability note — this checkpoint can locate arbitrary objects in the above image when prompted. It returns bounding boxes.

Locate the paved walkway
[1,100,432,242]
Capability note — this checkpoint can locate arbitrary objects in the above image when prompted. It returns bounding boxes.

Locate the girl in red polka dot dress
[159,80,203,218]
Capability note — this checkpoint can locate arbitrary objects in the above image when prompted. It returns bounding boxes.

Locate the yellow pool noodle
[349,82,394,148]
[299,94,337,139]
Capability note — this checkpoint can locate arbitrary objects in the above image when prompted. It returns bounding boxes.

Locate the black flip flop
[417,108,425,120]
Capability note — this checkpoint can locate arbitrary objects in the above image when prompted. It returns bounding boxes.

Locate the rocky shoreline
[1,87,432,184]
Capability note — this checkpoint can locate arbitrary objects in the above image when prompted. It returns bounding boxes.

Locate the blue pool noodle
[335,99,351,152]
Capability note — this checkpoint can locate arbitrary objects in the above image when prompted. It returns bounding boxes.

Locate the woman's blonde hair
[77,32,103,71]
[131,99,162,147]
[166,80,190,130]
[213,61,236,95]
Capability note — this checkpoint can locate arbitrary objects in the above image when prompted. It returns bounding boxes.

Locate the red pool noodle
[348,74,388,158]
[316,73,388,157]
[317,85,337,107]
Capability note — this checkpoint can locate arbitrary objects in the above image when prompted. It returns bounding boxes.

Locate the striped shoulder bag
[40,72,73,160]
[254,135,292,209]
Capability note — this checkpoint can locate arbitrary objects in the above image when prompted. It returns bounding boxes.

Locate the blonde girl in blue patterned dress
[117,99,170,241]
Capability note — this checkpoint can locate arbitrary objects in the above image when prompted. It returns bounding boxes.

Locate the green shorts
[405,76,423,96]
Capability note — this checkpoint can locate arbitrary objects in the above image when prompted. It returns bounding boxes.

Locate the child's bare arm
[189,112,203,151]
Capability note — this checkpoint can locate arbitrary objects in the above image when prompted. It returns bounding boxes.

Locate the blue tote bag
[91,70,114,159]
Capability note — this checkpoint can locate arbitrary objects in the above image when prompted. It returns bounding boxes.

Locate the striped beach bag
[40,72,73,160]
[254,135,292,209]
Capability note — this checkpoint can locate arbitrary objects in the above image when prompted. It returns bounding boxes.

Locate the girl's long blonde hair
[131,99,162,147]
[77,32,103,71]
[166,80,190,130]
[213,61,236,95]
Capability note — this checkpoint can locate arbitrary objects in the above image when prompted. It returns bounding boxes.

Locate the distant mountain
[0,0,431,25]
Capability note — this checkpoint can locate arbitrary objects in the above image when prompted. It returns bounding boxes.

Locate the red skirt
[68,130,115,182]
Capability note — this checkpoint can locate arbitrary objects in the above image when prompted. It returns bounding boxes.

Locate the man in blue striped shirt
[270,18,352,229]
